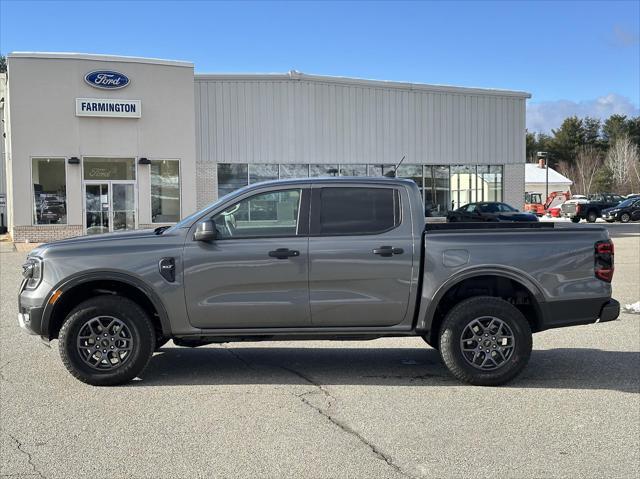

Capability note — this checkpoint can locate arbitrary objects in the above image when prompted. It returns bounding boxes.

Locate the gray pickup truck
[18,178,620,386]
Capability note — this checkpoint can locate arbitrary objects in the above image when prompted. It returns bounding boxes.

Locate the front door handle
[372,246,404,257]
[268,248,300,260]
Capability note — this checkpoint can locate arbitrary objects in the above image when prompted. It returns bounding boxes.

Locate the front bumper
[18,312,39,335]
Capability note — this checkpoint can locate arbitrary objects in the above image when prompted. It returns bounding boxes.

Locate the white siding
[194,76,528,167]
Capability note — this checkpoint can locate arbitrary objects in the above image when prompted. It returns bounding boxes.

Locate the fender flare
[418,266,547,336]
[41,270,172,338]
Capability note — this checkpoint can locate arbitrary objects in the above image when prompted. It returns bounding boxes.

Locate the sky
[1,0,639,133]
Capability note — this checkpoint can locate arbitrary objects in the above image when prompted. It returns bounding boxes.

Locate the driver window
[213,189,302,239]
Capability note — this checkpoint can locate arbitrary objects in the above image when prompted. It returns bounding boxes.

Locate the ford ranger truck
[18,178,620,386]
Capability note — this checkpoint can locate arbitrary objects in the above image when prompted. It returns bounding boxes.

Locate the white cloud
[526,94,640,134]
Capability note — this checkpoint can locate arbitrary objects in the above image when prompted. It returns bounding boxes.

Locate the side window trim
[309,185,402,237]
[209,187,310,240]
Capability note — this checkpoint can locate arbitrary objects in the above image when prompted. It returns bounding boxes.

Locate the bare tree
[557,160,581,195]
[606,136,636,192]
[572,146,603,195]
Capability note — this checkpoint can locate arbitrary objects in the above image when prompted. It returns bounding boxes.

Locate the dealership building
[0,52,530,242]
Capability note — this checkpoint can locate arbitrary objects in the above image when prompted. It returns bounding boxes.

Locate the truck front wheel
[58,296,155,386]
[438,296,532,386]
[586,210,598,223]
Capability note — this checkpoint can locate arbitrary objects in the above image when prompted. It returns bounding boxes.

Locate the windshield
[616,198,635,208]
[167,189,244,231]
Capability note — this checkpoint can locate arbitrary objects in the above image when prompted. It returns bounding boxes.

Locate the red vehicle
[547,207,562,218]
[524,191,570,216]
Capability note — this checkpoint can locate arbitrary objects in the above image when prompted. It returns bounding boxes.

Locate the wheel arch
[42,271,171,341]
[419,268,545,346]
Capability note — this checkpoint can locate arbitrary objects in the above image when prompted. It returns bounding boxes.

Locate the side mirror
[194,220,217,242]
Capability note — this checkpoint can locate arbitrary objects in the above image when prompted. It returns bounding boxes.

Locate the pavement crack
[279,365,336,405]
[8,435,46,479]
[281,365,418,479]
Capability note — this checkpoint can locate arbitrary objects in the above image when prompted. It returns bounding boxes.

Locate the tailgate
[562,203,577,215]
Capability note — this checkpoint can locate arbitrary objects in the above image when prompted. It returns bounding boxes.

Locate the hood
[30,228,157,256]
[601,207,619,214]
[496,212,539,222]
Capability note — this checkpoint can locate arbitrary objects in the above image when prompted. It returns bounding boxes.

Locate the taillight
[595,240,614,282]
[576,204,582,214]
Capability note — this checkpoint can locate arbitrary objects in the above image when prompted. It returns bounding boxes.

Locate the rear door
[308,184,415,327]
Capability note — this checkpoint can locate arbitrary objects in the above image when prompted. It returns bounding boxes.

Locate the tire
[438,296,532,386]
[58,295,155,386]
[586,210,598,223]
[605,219,615,223]
[620,213,631,223]
[571,216,580,223]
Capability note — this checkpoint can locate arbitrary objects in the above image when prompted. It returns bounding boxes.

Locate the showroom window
[32,158,67,225]
[151,160,181,223]
[279,164,309,179]
[249,164,279,184]
[218,164,248,198]
[339,165,367,176]
[216,163,504,214]
[310,164,339,177]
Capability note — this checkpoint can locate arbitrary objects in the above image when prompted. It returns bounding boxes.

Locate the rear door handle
[268,248,300,259]
[372,246,404,257]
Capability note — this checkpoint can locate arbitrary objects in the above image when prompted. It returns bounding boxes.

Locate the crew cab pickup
[561,193,625,223]
[18,178,620,386]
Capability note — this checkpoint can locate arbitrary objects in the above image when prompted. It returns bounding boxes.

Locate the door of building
[84,182,137,234]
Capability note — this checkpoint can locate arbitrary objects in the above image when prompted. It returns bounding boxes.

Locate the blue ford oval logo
[84,70,130,90]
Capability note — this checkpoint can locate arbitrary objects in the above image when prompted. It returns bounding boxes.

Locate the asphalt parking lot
[1,222,638,478]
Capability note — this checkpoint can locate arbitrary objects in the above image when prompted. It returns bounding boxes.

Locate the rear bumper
[598,299,620,323]
[540,298,620,331]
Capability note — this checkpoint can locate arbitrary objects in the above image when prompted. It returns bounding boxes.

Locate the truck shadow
[138,346,640,393]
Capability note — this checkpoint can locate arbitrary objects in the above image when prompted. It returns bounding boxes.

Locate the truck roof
[245,176,417,189]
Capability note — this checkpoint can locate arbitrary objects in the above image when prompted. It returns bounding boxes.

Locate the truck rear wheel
[58,296,155,386]
[438,296,532,386]
[571,216,580,223]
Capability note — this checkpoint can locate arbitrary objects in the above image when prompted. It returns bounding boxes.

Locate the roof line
[8,52,194,68]
[195,71,531,98]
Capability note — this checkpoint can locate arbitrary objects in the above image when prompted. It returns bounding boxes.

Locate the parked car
[447,202,539,222]
[561,193,625,223]
[602,198,640,223]
[18,178,619,387]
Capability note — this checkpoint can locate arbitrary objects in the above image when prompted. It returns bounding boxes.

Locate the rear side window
[318,187,401,235]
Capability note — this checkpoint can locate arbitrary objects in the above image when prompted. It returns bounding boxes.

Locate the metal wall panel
[194,77,527,167]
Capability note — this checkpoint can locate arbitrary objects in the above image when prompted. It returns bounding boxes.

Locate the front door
[183,187,311,329]
[85,182,136,234]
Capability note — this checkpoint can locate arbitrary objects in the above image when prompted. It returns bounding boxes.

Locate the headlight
[22,257,43,289]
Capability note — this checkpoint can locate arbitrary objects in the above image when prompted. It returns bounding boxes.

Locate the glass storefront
[216,163,504,215]
[32,158,67,225]
[83,157,136,181]
[151,160,181,223]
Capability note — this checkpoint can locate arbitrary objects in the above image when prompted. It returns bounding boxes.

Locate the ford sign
[84,70,130,90]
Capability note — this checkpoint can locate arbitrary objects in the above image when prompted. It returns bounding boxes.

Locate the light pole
[537,151,549,202]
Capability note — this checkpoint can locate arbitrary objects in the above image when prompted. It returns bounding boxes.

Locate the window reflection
[32,158,67,225]
[310,164,339,177]
[216,162,504,214]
